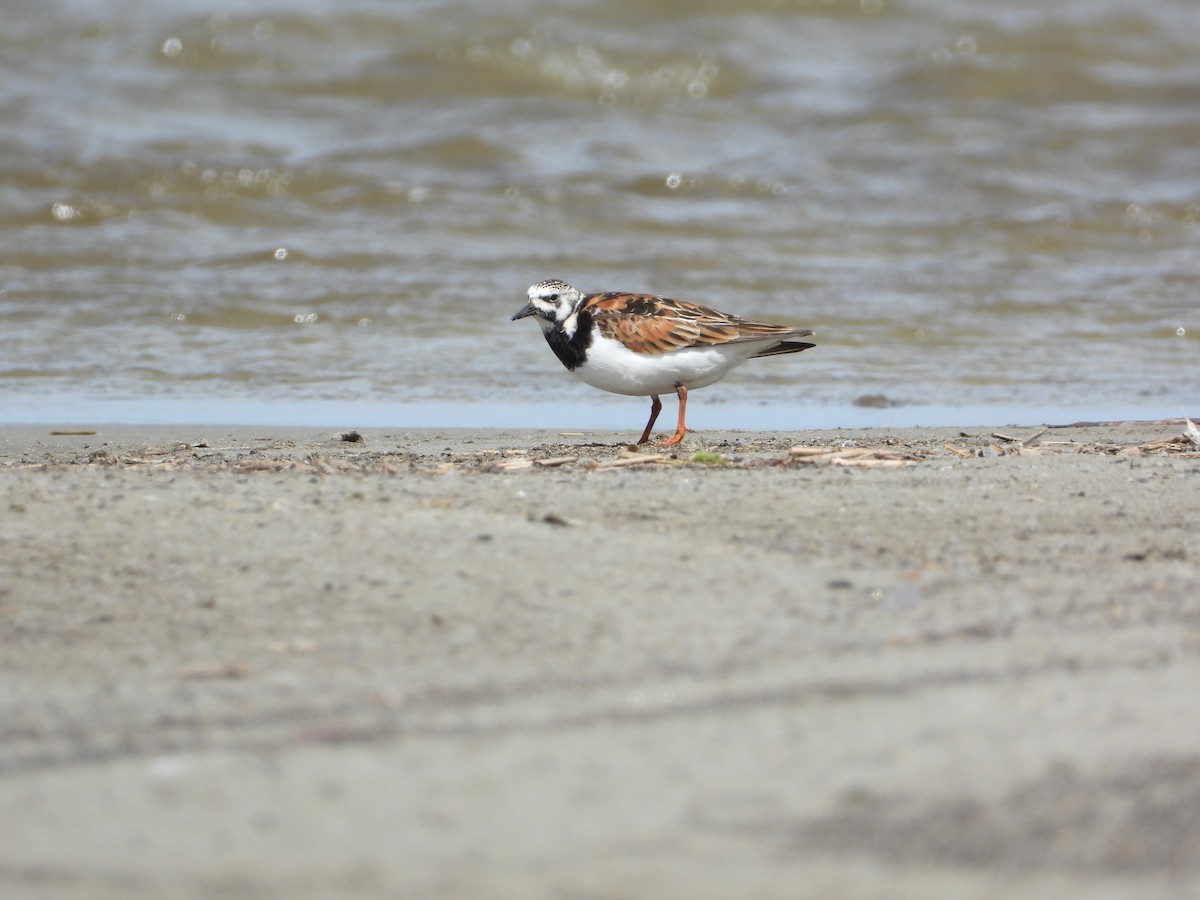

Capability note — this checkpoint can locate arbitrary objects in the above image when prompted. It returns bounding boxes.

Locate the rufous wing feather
[585,292,811,356]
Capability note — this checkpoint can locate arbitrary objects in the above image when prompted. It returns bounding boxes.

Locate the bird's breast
[571,336,741,397]
[543,311,592,371]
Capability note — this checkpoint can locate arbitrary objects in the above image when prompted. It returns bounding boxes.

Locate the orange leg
[637,395,662,444]
[658,384,688,447]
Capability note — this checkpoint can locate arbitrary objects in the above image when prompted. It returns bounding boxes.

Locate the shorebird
[512,279,815,446]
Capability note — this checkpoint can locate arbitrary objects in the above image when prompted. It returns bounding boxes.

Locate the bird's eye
[546,294,559,302]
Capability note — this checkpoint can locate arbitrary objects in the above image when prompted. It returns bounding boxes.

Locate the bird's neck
[543,309,592,371]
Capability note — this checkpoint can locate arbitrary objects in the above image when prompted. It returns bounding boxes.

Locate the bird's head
[512,280,585,332]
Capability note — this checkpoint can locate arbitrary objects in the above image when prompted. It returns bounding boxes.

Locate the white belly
[572,337,749,397]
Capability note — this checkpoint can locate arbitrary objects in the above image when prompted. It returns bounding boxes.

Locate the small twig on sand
[596,454,672,468]
[534,456,578,468]
[991,428,1047,445]
[787,446,915,467]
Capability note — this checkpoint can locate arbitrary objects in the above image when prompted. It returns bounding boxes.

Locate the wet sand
[2,421,1199,898]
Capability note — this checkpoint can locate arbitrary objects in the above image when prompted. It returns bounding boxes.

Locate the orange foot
[656,384,689,448]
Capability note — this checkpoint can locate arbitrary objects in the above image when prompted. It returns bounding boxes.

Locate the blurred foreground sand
[2,422,1199,898]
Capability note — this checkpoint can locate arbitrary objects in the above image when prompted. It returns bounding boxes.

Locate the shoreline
[3,421,1199,897]
[0,394,1194,435]
[1,415,1196,463]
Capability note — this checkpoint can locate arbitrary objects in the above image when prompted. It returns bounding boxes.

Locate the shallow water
[1,0,1197,428]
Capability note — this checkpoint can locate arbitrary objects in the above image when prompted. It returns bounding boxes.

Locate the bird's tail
[751,333,816,358]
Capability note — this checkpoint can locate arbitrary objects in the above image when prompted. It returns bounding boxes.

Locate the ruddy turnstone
[512,279,815,446]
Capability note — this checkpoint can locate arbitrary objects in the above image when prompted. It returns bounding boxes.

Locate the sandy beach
[2,420,1199,898]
